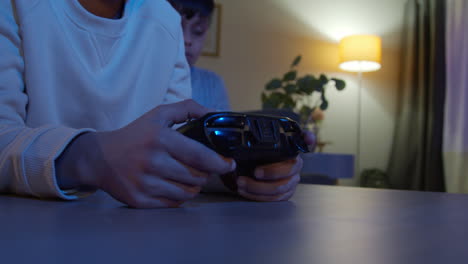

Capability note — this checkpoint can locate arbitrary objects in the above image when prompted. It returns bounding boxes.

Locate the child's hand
[57,100,236,208]
[235,156,303,202]
[234,131,314,202]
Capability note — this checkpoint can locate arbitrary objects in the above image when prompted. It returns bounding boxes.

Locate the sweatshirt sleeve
[162,23,192,104]
[0,1,94,200]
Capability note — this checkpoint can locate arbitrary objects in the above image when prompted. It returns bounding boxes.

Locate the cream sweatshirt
[0,0,191,199]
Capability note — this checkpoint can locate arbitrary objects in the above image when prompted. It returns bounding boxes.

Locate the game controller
[177,112,309,177]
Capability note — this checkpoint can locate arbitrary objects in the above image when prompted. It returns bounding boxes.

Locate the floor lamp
[338,35,382,180]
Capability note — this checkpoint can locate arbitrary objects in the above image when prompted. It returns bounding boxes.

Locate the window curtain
[444,0,468,193]
[387,0,446,191]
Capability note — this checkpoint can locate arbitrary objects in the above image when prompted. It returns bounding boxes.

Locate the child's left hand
[236,156,303,202]
[236,131,315,202]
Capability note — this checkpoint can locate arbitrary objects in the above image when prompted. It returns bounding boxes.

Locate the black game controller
[177,112,309,177]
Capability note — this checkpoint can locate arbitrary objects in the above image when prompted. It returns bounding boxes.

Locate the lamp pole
[356,71,363,180]
[338,34,382,184]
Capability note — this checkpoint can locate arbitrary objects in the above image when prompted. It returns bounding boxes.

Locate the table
[1,185,468,264]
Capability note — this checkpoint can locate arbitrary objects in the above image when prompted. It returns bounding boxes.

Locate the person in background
[169,0,230,111]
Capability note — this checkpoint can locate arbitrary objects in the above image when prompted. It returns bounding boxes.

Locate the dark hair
[168,0,215,19]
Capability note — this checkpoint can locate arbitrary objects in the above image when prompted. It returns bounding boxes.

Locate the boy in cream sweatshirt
[0,0,312,208]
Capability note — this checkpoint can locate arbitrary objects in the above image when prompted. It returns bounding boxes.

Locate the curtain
[387,0,446,191]
[444,0,468,193]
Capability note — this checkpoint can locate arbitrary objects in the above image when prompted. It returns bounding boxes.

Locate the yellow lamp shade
[339,35,382,72]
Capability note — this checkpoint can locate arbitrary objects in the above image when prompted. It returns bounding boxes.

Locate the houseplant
[261,55,346,151]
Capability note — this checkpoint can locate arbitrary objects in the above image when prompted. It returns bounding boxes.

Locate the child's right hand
[56,100,236,208]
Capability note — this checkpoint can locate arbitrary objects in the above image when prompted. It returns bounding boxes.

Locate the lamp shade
[339,35,382,72]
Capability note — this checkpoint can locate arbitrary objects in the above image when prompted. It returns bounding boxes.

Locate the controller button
[210,131,243,149]
[279,119,300,132]
[244,132,257,148]
[207,116,245,128]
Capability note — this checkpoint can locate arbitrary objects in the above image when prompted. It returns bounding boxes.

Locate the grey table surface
[1,184,468,264]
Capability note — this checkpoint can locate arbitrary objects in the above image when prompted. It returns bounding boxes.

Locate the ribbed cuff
[22,126,96,200]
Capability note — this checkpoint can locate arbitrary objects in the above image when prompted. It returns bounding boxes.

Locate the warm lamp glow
[339,35,382,72]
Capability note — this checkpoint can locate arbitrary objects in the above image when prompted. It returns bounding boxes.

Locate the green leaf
[284,84,297,94]
[291,55,302,68]
[298,75,315,95]
[261,92,267,103]
[283,71,297,82]
[320,89,328,110]
[263,92,286,109]
[321,88,327,100]
[262,101,274,109]
[332,78,346,91]
[313,78,323,92]
[320,99,329,110]
[299,105,314,123]
[265,78,283,91]
[296,78,306,95]
[282,95,296,109]
[319,74,329,86]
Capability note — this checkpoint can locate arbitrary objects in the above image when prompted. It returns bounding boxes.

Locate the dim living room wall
[197,0,407,186]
